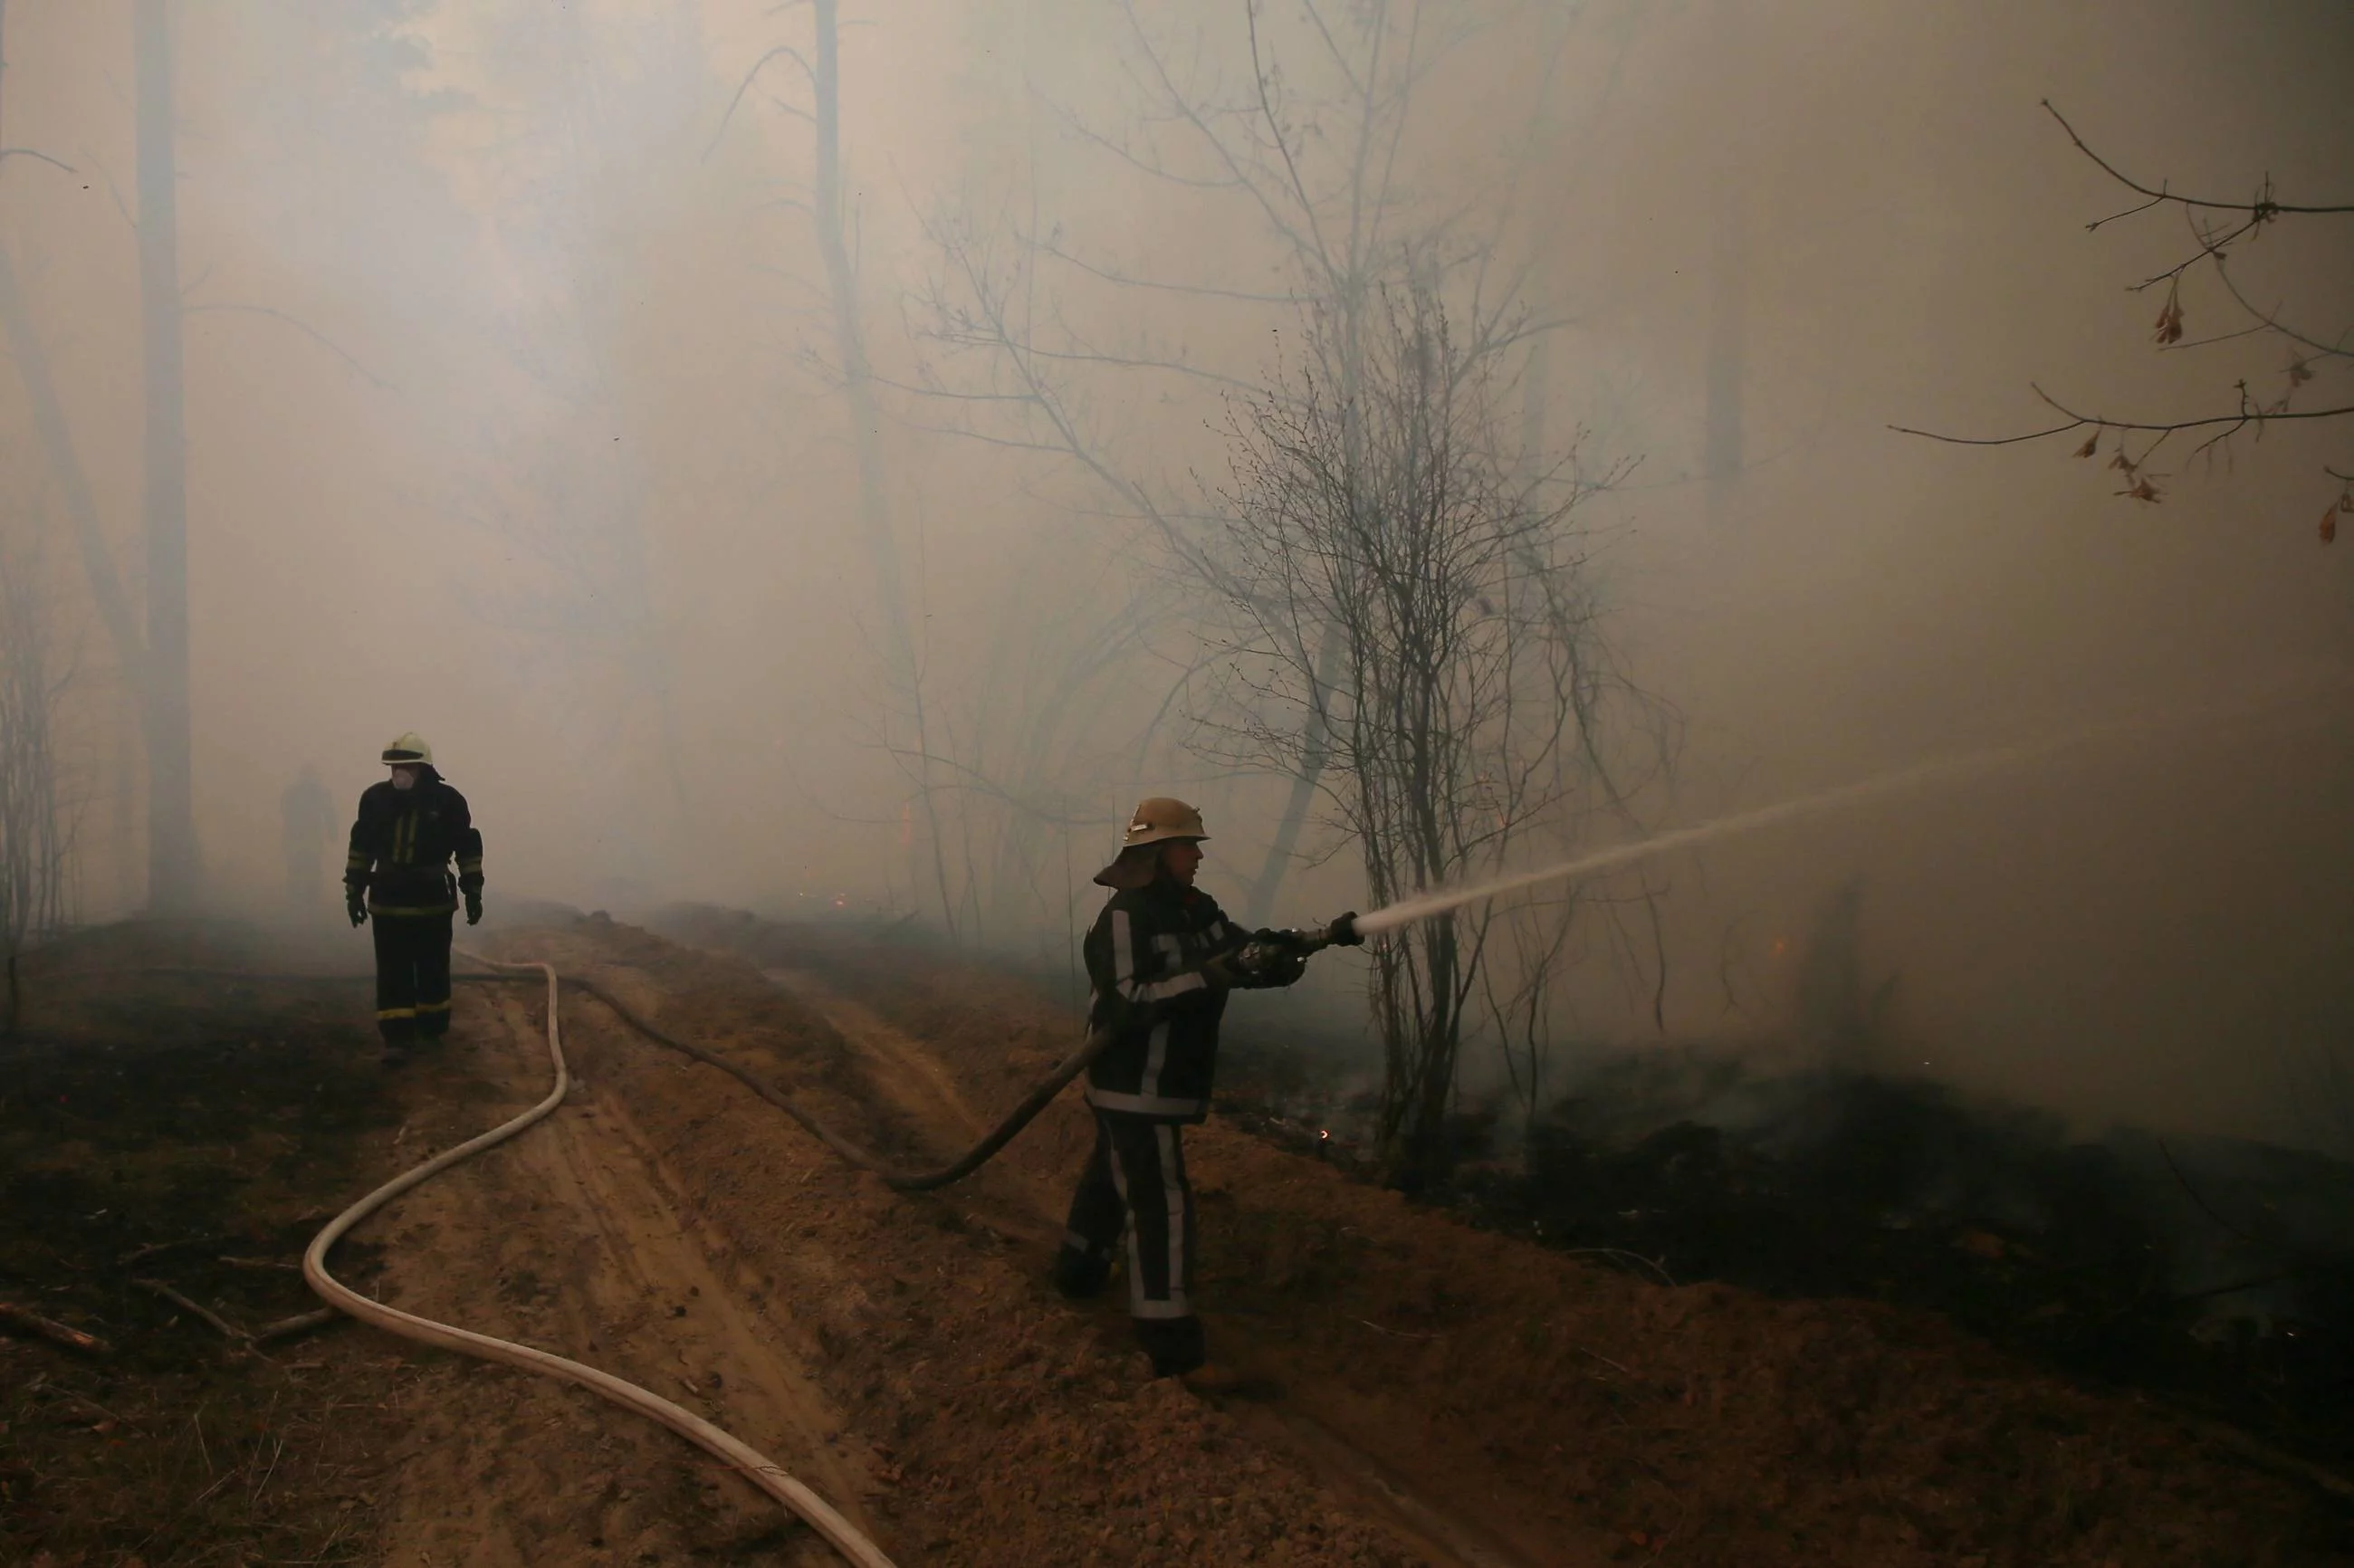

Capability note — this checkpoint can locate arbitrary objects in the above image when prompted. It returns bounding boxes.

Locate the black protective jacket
[344,772,483,917]
[1082,875,1250,1122]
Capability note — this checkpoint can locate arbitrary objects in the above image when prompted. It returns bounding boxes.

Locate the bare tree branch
[0,146,71,174]
[2045,100,2354,220]
[1891,391,2354,445]
[703,43,818,163]
[183,302,396,390]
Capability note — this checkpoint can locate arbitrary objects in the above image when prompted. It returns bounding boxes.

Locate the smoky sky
[1,0,2347,1147]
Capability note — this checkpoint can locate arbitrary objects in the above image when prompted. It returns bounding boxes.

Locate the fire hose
[301,953,899,1568]
[541,914,1358,1190]
[296,916,1357,1563]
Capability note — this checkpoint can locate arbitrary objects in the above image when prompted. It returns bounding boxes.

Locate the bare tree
[707,0,964,934]
[1894,102,2352,539]
[1198,282,1647,1184]
[129,0,196,907]
[4,2,423,913]
[906,0,1606,923]
[2280,1034,2354,1162]
[0,512,72,1035]
[0,0,146,917]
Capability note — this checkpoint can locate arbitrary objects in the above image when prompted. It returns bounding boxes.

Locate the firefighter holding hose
[344,733,484,1056]
[1052,797,1359,1382]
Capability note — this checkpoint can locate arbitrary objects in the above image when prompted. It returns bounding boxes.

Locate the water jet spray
[1348,687,2344,939]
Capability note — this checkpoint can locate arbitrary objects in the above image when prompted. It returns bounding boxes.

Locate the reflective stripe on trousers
[1061,1110,1195,1322]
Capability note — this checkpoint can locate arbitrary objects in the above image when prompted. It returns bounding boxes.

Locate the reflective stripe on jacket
[1083,877,1246,1122]
[344,776,483,916]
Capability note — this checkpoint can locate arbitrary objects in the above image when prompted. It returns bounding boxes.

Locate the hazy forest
[0,3,2349,1565]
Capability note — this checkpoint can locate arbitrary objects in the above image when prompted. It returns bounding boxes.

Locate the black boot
[1134,1315,1207,1378]
[1048,1244,1111,1301]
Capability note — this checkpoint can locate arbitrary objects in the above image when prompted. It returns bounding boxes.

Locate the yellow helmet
[1093,797,1207,887]
[381,732,434,766]
[1118,797,1208,847]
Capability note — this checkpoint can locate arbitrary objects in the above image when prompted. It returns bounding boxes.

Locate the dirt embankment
[8,914,2350,1566]
[651,907,2354,1568]
[490,919,1429,1567]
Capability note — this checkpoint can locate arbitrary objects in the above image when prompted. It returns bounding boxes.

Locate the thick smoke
[0,0,2346,1149]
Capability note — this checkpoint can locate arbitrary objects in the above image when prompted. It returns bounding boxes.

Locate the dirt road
[363,979,871,1565]
[8,917,2347,1565]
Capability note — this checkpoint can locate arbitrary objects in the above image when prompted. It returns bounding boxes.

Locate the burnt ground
[4,909,2351,1566]
[1182,1023,2354,1482]
[662,904,2354,1565]
[679,909,2354,1481]
[1414,1061,2354,1475]
[1,923,407,1567]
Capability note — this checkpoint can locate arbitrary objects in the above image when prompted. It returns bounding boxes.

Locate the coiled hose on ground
[301,953,902,1568]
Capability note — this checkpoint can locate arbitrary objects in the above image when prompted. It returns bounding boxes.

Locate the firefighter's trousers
[371,912,454,1044]
[1058,1109,1205,1374]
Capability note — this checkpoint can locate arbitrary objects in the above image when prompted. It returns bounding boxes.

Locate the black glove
[1258,950,1307,988]
[464,891,483,926]
[1326,912,1364,947]
[1230,931,1307,988]
[346,890,368,928]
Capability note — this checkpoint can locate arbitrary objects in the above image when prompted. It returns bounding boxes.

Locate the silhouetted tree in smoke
[0,0,190,910]
[1199,282,1657,1185]
[0,502,72,1035]
[0,0,138,919]
[129,0,196,912]
[1896,103,2352,541]
[419,5,716,884]
[2,1,445,913]
[905,0,1638,926]
[707,0,963,936]
[1791,879,1899,1074]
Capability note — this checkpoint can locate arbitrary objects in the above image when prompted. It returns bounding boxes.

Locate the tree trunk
[0,1,143,681]
[1702,190,1744,523]
[1243,282,1371,929]
[810,0,956,934]
[1701,0,1746,526]
[135,0,196,912]
[1241,625,1340,926]
[0,253,142,672]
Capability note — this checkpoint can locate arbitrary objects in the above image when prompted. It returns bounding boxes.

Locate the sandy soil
[645,910,2354,1568]
[363,980,865,1566]
[9,916,2350,1566]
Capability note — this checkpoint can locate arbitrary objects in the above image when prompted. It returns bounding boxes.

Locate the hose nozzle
[1265,913,1364,954]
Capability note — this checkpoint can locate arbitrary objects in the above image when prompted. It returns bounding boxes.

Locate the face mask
[390,769,417,791]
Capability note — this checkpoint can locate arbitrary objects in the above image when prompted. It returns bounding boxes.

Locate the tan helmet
[1121,797,1207,847]
[381,731,434,767]
[1094,797,1207,887]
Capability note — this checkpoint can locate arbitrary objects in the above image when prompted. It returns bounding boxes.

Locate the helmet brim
[1092,839,1201,888]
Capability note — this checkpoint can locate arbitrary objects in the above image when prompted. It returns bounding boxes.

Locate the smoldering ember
[0,4,2348,1565]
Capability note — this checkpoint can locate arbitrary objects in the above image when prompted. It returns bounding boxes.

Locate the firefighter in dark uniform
[344,733,483,1052]
[1050,798,1320,1381]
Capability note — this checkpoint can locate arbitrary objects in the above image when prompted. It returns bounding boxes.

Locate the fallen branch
[26,1374,127,1425]
[0,1300,113,1357]
[2187,1414,2354,1503]
[132,1277,250,1344]
[1351,1317,1440,1341]
[217,1255,303,1274]
[119,1233,232,1267]
[1577,1344,1637,1380]
[1557,1248,1679,1287]
[253,1308,342,1346]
